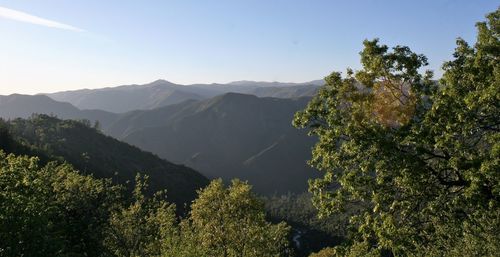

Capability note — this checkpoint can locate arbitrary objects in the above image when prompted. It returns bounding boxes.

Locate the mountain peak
[147,79,175,86]
[0,93,54,104]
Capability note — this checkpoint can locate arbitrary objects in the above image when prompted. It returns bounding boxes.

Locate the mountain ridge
[0,94,119,129]
[45,79,323,113]
[0,114,209,207]
[0,91,321,195]
[108,93,319,195]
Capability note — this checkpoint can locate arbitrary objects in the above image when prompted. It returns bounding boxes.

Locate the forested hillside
[0,94,118,129]
[0,115,208,206]
[0,92,322,195]
[112,93,319,195]
[0,151,291,256]
[0,6,498,257]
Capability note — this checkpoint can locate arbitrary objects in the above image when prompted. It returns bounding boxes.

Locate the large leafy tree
[185,179,291,257]
[104,175,179,257]
[294,8,499,256]
[102,178,292,257]
[0,151,121,257]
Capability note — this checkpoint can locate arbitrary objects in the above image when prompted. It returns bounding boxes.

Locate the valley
[1,80,323,195]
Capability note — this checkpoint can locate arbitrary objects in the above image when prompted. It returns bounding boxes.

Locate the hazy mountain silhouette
[0,94,118,129]
[106,93,320,195]
[248,84,320,98]
[46,80,323,113]
[1,89,322,195]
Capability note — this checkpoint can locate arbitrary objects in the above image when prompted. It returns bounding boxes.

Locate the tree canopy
[0,114,207,208]
[183,179,291,257]
[0,149,292,257]
[294,7,499,256]
[0,151,122,256]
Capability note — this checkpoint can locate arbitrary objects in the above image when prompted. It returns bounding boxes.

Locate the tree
[185,179,291,257]
[94,120,101,131]
[264,193,348,255]
[0,151,121,257]
[104,175,179,257]
[103,178,292,257]
[0,120,14,153]
[308,247,336,257]
[294,8,499,256]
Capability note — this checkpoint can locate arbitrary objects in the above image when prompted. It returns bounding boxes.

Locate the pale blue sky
[0,1,497,95]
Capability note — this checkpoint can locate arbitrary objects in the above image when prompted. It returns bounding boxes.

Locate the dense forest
[0,7,499,257]
[0,151,289,256]
[0,115,207,207]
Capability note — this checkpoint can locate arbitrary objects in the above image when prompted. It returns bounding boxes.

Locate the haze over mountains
[0,94,118,128]
[110,93,319,194]
[46,79,323,113]
[0,79,323,195]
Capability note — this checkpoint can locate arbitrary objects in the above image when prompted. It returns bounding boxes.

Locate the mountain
[45,80,323,113]
[226,79,325,87]
[105,93,319,195]
[248,84,320,98]
[0,94,118,129]
[0,115,208,206]
[46,80,219,113]
[105,99,201,139]
[0,91,319,195]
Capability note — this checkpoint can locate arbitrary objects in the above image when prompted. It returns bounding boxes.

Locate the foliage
[183,179,291,257]
[264,193,347,256]
[104,175,179,257]
[101,179,293,257]
[0,150,121,257]
[265,193,349,236]
[0,148,292,256]
[308,247,336,257]
[1,114,208,207]
[294,8,500,256]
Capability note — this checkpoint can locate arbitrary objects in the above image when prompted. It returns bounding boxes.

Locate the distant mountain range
[45,79,323,113]
[106,93,319,195]
[1,79,323,195]
[0,94,118,128]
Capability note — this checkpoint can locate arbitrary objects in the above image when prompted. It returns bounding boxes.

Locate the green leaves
[186,179,291,257]
[104,175,177,257]
[0,151,121,257]
[0,153,292,257]
[295,7,500,256]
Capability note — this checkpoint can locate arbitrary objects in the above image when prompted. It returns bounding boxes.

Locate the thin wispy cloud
[0,6,84,32]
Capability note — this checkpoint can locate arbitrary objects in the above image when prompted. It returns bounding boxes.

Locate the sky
[0,1,498,95]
